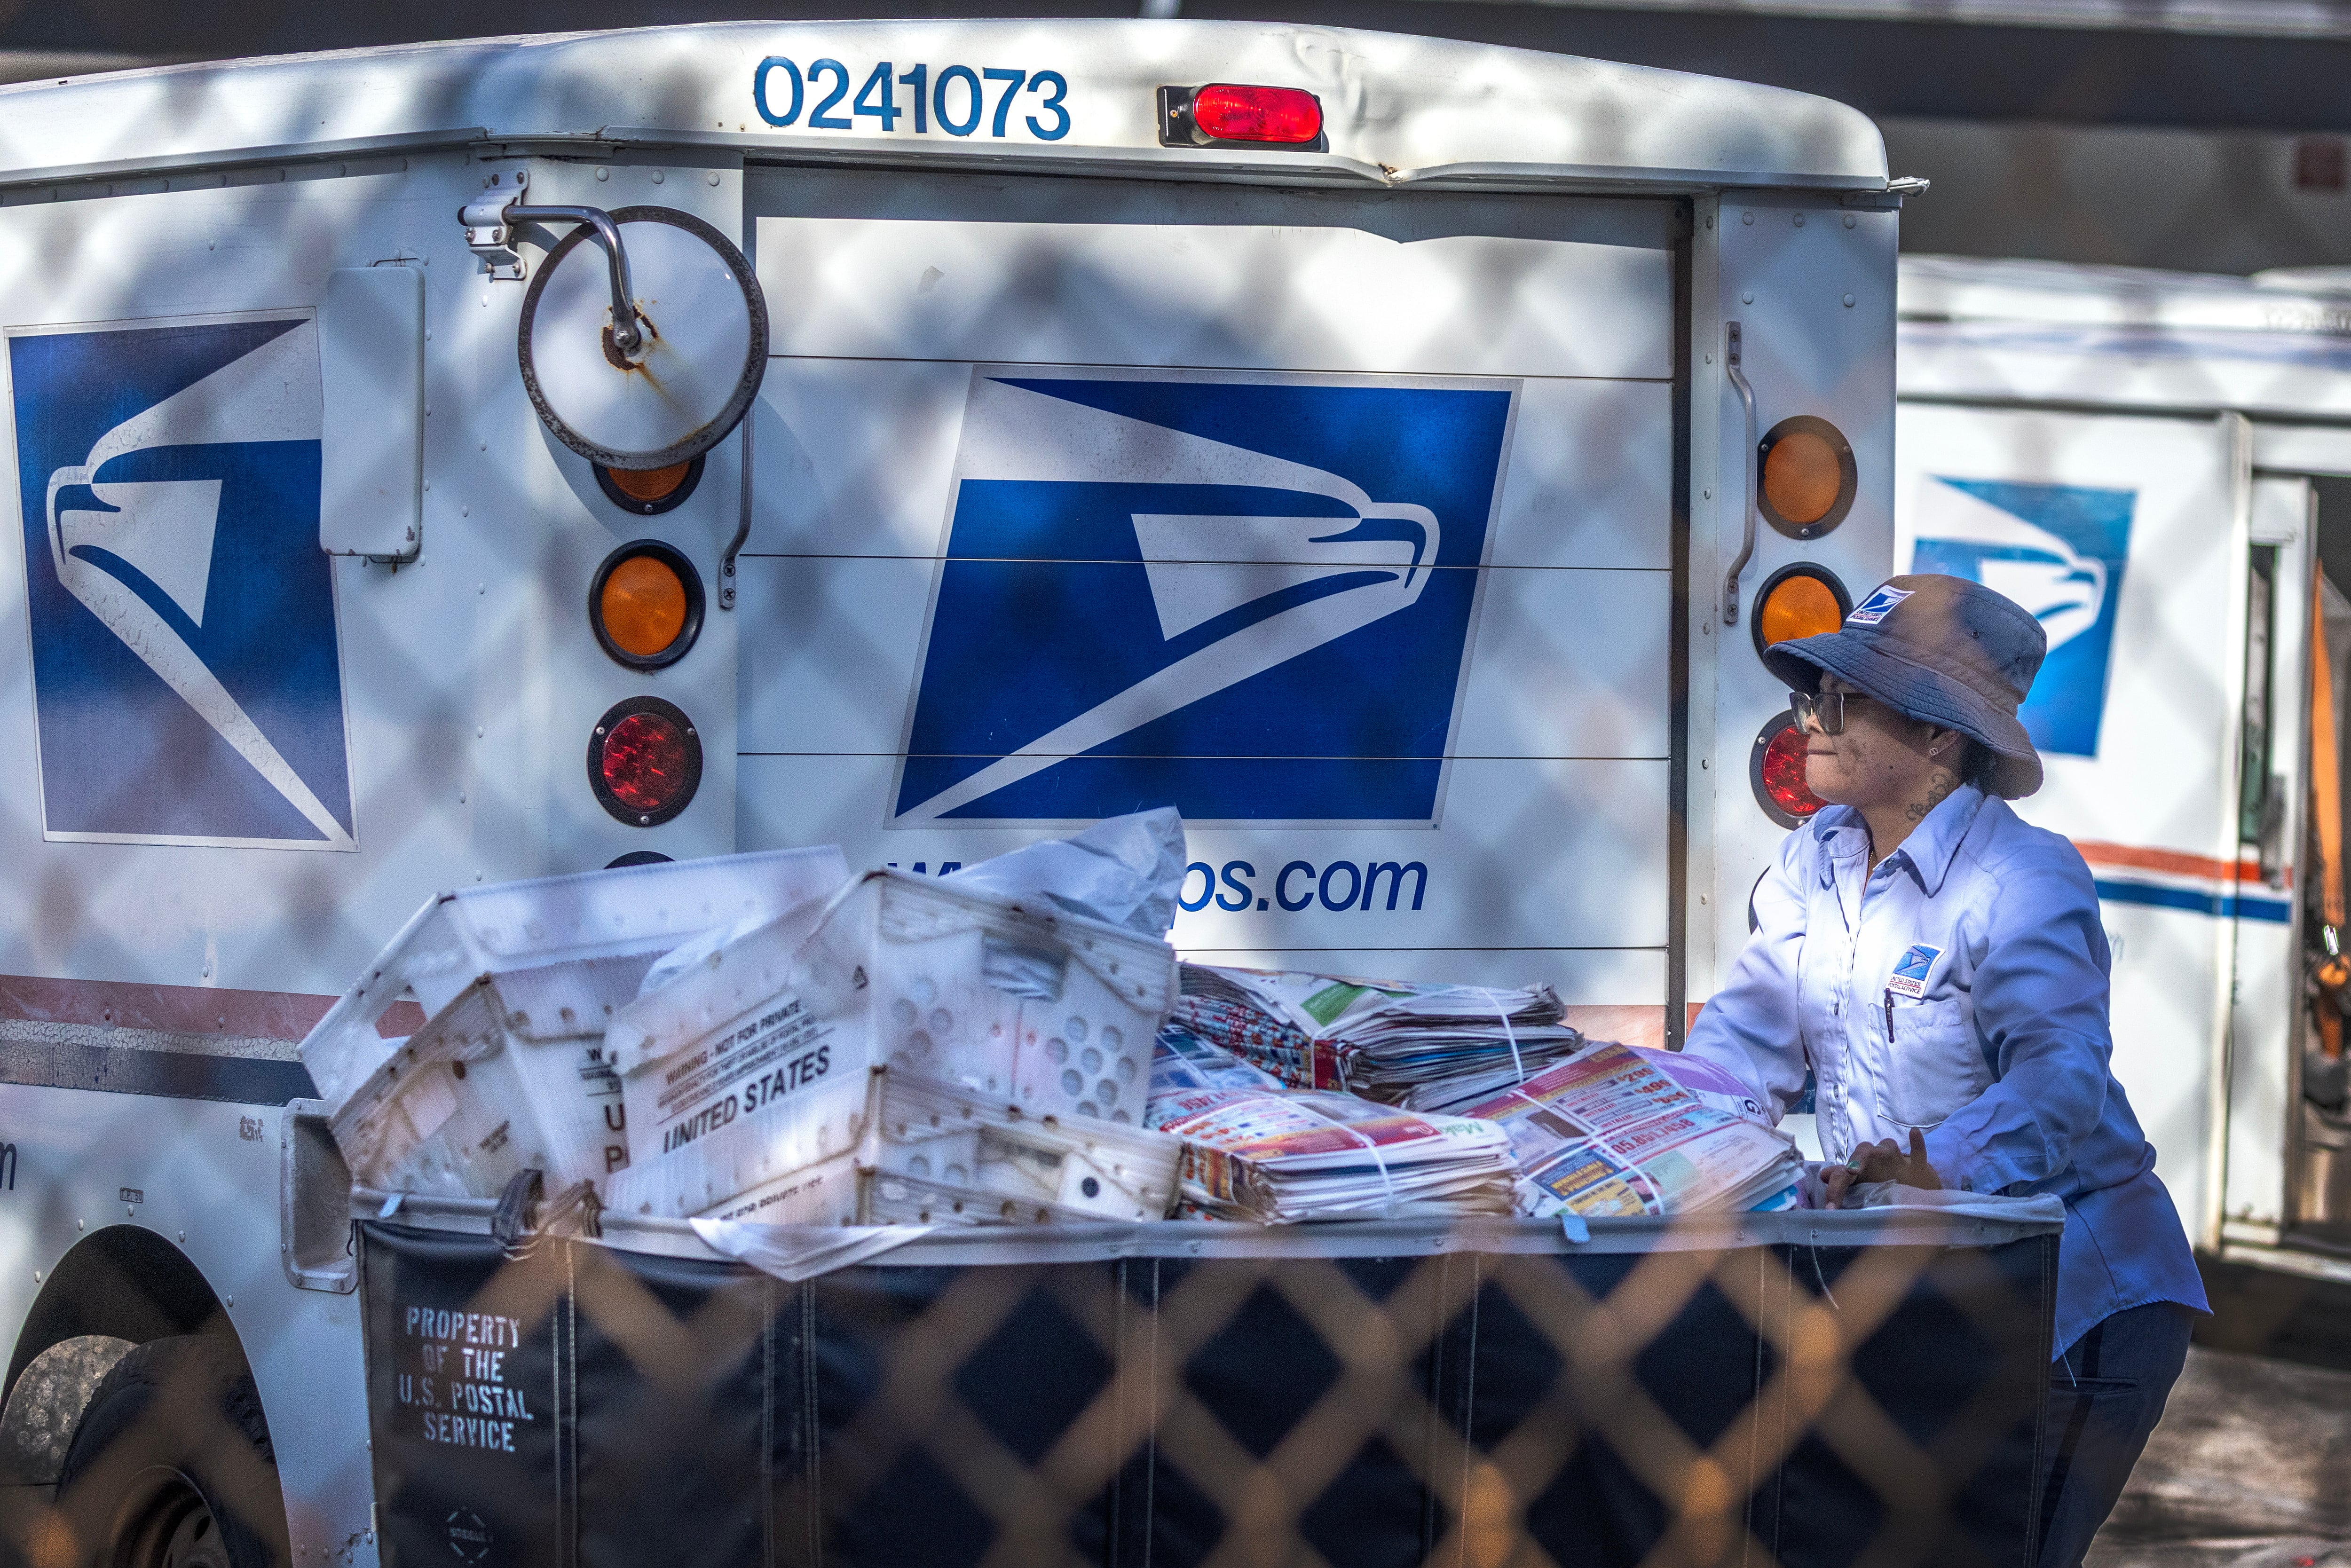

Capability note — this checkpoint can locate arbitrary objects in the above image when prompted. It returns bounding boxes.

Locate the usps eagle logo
[892,369,1516,825]
[1909,476,2134,758]
[9,313,354,848]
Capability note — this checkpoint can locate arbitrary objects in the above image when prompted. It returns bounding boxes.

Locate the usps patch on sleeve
[1846,584,1913,627]
[1888,943,1942,998]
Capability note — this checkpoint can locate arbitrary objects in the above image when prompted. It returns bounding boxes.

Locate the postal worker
[1682,574,2208,1568]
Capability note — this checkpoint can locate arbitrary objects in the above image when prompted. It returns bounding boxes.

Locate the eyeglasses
[1789,689,1873,735]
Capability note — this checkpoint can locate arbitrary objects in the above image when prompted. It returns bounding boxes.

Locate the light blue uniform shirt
[1685,783,2207,1357]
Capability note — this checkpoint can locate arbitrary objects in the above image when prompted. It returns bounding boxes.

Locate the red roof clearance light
[589,696,703,827]
[1751,713,1827,829]
[1193,84,1322,143]
[1160,84,1324,149]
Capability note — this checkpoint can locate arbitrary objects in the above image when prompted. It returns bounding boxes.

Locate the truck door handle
[1723,320,1759,626]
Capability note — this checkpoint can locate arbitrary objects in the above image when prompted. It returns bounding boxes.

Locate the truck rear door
[737,168,1682,998]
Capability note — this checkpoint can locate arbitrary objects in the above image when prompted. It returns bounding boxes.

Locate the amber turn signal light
[589,540,704,670]
[594,454,705,516]
[1751,564,1851,661]
[1756,417,1856,540]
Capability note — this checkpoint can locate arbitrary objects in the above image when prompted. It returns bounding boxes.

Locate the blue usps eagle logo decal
[9,313,354,848]
[1888,942,1942,998]
[892,369,1516,824]
[1909,476,2134,759]
[1845,583,1912,626]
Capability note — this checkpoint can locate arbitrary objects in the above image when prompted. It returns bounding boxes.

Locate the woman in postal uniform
[1682,573,2208,1568]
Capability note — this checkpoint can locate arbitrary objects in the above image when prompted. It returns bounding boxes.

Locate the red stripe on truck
[0,973,425,1044]
[2071,840,2282,888]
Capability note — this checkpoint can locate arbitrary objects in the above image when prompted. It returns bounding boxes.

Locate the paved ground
[2086,1261,2351,1568]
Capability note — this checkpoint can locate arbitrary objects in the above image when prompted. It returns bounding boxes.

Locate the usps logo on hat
[8,313,355,849]
[1909,476,2133,758]
[1845,583,1914,627]
[893,368,1515,824]
[1887,942,1942,998]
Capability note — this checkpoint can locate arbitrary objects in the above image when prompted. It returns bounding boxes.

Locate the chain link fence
[349,1210,2057,1568]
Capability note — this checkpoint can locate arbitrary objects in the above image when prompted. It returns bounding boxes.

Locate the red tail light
[1160,84,1323,148]
[589,697,702,827]
[1751,714,1826,828]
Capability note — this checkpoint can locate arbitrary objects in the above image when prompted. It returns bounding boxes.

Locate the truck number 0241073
[754,57,1071,141]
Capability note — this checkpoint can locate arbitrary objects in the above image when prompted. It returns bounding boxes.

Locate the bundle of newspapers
[1461,1042,1802,1217]
[1172,964,1586,1113]
[1151,1021,1283,1096]
[1145,1026,1515,1221]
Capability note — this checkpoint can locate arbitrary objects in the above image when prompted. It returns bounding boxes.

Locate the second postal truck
[1894,256,2351,1285]
[0,21,1902,1566]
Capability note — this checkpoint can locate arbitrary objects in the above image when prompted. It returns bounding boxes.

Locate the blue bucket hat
[1761,574,2048,798]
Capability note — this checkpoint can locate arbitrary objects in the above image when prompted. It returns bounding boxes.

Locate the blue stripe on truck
[2093,878,2293,924]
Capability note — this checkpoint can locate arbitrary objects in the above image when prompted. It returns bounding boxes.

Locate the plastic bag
[945,807,1187,937]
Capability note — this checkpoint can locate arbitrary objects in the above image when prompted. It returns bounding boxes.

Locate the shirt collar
[1808,785,1988,895]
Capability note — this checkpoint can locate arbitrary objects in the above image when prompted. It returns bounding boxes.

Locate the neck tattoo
[1905,768,1957,824]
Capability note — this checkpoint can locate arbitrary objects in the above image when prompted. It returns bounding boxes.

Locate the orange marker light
[1762,432,1843,525]
[1755,417,1856,540]
[600,556,689,659]
[594,455,706,517]
[605,462,693,504]
[1757,572,1844,647]
[589,539,704,670]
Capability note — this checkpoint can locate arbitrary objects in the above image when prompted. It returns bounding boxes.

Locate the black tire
[53,1337,286,1568]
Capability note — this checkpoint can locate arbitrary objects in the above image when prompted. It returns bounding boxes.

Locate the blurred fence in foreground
[354,1210,2057,1568]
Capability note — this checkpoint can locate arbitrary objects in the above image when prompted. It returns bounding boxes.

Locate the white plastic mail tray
[301,846,848,1112]
[601,1064,1182,1227]
[331,954,655,1200]
[606,868,1178,1165]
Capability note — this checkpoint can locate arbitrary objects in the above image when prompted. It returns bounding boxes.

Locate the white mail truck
[1895,254,2351,1286]
[0,21,1901,1565]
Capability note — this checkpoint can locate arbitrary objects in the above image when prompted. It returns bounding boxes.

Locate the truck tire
[52,1336,286,1568]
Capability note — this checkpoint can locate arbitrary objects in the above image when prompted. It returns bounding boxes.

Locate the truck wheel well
[5,1226,237,1406]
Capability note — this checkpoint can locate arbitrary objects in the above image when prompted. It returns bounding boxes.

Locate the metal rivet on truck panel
[1845,213,1857,228]
[1742,211,1753,224]
[595,167,609,180]
[652,170,665,184]
[707,172,720,186]
[1844,294,1856,307]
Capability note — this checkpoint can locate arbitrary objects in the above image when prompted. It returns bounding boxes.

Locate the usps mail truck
[1896,254,2351,1286]
[0,21,1902,1566]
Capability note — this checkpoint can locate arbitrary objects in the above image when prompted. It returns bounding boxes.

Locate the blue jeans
[2036,1300,2195,1568]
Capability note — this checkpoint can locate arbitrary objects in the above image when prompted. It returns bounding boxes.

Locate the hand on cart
[1821,1128,1941,1209]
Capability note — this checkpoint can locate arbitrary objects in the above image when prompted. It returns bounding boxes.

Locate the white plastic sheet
[689,1218,937,1281]
[945,807,1188,938]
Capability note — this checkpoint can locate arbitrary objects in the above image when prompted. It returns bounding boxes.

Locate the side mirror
[467,178,767,471]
